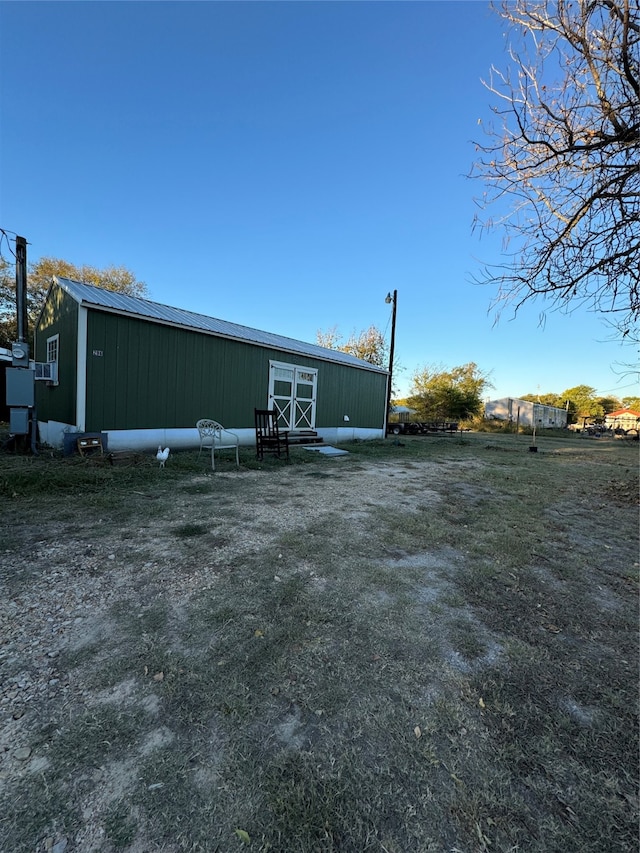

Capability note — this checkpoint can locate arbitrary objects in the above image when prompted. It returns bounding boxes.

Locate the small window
[46,334,60,385]
[47,334,59,363]
[273,366,294,381]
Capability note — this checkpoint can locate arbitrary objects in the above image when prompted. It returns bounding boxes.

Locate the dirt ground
[0,434,638,852]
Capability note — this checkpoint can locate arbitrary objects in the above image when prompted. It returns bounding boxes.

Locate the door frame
[268,360,318,430]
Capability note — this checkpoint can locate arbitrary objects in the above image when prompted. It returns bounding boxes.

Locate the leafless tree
[472,0,639,340]
[316,324,389,367]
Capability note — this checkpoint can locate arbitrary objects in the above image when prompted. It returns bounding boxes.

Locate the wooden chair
[254,409,290,461]
[196,419,240,471]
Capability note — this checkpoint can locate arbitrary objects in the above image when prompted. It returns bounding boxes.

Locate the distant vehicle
[387,421,459,436]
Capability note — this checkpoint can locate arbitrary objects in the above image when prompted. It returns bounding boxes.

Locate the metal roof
[54,277,387,373]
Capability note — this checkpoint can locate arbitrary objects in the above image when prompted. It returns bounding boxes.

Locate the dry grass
[0,432,638,852]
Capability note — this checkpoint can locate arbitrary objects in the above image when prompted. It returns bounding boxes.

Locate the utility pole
[385,289,397,435]
[7,234,37,453]
[15,236,28,348]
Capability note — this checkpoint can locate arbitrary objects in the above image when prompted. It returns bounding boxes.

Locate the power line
[595,381,640,395]
[0,228,18,259]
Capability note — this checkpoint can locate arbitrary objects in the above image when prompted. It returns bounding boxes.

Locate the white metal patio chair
[196,419,240,471]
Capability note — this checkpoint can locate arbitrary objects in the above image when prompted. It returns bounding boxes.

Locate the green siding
[35,287,78,424]
[84,310,387,432]
[314,360,387,428]
[36,281,387,432]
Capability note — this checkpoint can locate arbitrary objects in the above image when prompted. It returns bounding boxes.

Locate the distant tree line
[518,386,639,422]
[397,373,638,424]
[318,326,640,423]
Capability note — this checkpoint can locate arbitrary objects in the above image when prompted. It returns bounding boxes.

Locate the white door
[268,361,317,430]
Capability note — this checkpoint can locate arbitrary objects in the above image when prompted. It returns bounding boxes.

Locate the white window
[47,334,58,363]
[46,334,59,384]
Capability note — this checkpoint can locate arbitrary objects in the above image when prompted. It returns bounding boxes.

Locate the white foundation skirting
[38,422,384,452]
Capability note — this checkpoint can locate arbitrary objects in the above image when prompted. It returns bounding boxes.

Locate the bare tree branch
[472,0,640,340]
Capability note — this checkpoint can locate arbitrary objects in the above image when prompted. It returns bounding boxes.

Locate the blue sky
[1,0,637,403]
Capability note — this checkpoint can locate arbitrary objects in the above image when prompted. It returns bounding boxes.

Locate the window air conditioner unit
[34,362,58,382]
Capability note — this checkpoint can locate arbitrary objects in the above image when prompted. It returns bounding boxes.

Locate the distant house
[484,397,568,428]
[604,408,640,432]
[35,277,389,451]
[388,404,417,422]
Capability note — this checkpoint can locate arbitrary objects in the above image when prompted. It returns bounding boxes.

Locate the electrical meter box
[10,408,29,435]
[6,367,35,407]
[11,341,30,367]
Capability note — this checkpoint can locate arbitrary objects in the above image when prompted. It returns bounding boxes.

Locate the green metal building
[35,277,389,451]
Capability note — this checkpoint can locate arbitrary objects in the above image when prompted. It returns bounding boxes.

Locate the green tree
[519,392,564,408]
[0,256,147,349]
[596,396,622,414]
[407,363,493,421]
[562,384,604,421]
[472,0,640,341]
[316,324,388,367]
[622,396,640,410]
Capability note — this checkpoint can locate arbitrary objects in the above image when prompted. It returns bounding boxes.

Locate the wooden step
[286,430,324,446]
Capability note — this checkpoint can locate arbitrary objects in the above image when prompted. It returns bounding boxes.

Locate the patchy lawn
[0,432,638,852]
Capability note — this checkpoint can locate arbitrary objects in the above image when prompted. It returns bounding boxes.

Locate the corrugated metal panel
[56,277,387,375]
[35,285,78,424]
[314,359,387,428]
[83,310,387,432]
